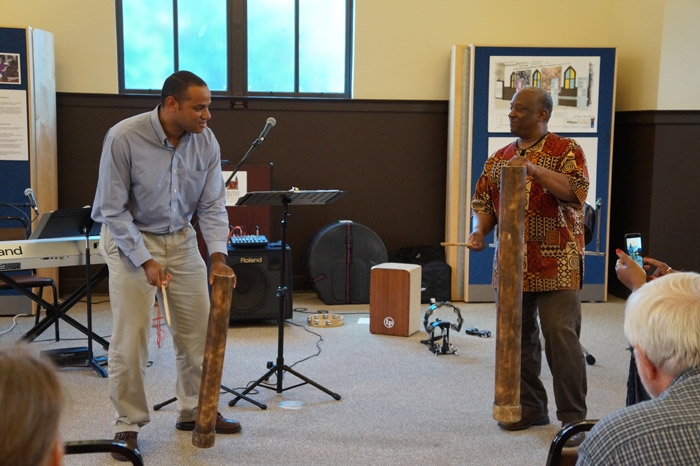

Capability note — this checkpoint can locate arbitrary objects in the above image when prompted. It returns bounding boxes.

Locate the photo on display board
[0,53,21,84]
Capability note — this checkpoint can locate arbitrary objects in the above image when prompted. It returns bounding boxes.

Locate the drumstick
[161,284,172,326]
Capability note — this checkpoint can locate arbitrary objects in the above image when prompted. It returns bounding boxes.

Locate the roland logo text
[240,257,263,264]
[0,246,23,257]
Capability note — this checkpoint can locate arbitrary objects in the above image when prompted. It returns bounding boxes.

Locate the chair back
[545,419,598,466]
[64,439,144,466]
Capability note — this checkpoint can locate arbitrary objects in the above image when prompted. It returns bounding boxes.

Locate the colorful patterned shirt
[471,133,589,292]
[577,368,700,465]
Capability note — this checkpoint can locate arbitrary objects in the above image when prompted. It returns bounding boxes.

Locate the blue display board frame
[0,26,32,221]
[0,26,33,309]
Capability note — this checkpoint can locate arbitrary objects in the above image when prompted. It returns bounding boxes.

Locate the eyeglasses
[626,345,635,354]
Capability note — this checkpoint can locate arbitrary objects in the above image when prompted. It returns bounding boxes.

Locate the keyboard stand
[1,207,110,377]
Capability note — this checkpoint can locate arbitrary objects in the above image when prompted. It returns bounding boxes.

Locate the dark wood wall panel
[56,95,700,298]
[56,94,449,292]
[609,111,700,297]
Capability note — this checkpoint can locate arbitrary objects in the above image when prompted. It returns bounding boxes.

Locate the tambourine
[308,312,344,328]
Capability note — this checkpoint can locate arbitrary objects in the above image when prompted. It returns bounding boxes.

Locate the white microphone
[24,188,40,215]
[257,117,276,142]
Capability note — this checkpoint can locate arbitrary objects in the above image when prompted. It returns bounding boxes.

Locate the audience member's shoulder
[585,402,651,449]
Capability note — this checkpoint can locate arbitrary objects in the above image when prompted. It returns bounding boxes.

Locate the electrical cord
[222,381,260,397]
[293,307,369,316]
[286,320,324,369]
[0,313,32,336]
[239,309,329,388]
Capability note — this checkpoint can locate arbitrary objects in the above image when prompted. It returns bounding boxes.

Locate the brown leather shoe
[497,415,550,431]
[175,412,242,434]
[112,431,139,462]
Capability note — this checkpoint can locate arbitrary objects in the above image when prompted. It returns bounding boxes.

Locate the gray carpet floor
[0,292,630,465]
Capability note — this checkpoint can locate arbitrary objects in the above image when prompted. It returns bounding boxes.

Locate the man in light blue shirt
[92,71,240,461]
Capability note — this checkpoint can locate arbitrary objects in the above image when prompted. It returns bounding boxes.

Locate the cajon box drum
[369,263,422,336]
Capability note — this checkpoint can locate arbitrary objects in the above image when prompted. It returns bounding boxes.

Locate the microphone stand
[0,201,33,237]
[224,136,265,188]
[0,201,32,208]
[191,135,266,230]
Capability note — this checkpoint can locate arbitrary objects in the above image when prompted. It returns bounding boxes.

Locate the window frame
[115,0,353,98]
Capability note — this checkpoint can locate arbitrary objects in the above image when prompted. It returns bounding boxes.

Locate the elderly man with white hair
[577,272,700,465]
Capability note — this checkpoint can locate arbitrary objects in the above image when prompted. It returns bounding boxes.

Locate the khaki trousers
[100,224,209,433]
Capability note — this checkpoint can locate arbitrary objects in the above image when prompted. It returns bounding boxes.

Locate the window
[116,0,353,98]
[564,66,576,90]
[532,70,541,88]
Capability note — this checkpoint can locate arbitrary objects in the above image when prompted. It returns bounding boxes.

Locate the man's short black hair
[161,71,207,106]
[527,86,553,122]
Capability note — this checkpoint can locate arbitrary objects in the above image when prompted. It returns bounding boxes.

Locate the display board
[446,45,616,302]
[0,26,57,314]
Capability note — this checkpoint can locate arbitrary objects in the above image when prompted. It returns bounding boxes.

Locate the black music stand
[228,190,345,406]
[20,207,107,377]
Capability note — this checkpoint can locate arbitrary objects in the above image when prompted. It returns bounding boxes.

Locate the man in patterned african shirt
[467,86,590,443]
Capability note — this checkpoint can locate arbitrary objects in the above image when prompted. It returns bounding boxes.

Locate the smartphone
[625,233,644,268]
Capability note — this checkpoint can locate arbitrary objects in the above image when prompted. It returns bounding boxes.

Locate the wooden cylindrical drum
[493,165,526,423]
[192,273,235,448]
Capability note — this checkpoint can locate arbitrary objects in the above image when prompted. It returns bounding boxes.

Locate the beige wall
[607,0,666,111]
[3,0,698,110]
[3,0,118,94]
[657,0,700,110]
[354,0,671,110]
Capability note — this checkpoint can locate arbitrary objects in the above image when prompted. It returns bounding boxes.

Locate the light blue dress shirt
[92,106,228,267]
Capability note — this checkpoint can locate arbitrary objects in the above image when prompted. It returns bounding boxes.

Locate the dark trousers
[520,290,587,423]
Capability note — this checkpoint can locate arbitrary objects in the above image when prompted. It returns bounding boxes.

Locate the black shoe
[497,415,550,431]
[176,412,242,434]
[112,431,139,462]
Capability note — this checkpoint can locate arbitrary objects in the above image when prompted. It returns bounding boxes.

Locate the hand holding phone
[615,248,647,291]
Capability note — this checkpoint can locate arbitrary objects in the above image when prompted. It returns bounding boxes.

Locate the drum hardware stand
[153,384,266,411]
[420,300,465,356]
[81,218,108,377]
[421,320,458,355]
[228,190,345,406]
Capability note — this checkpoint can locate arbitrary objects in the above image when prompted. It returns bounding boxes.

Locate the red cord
[152,301,165,348]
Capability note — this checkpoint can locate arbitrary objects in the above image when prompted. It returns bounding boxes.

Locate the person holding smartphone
[577,272,700,465]
[615,248,676,405]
